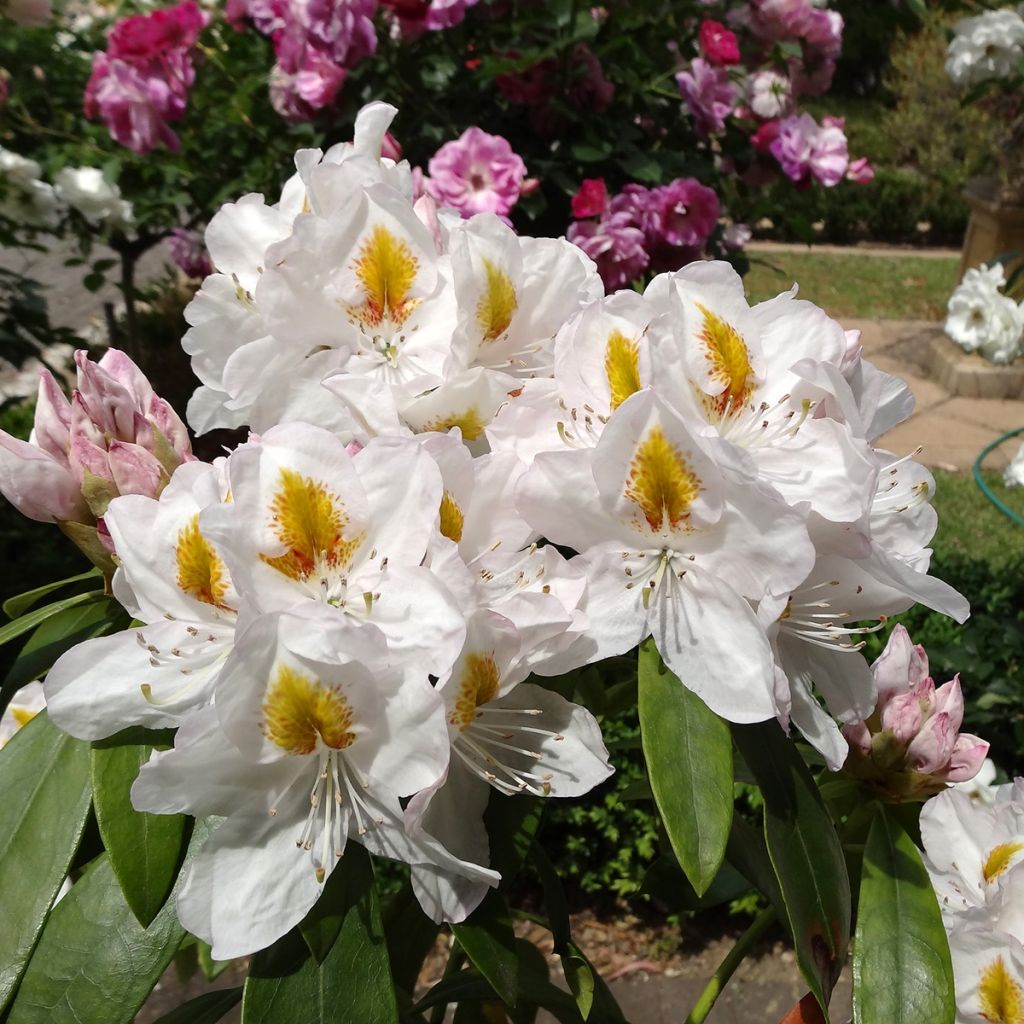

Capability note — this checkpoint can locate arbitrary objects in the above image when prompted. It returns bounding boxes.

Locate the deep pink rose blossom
[427,127,527,219]
[646,178,720,249]
[699,19,741,66]
[571,178,608,219]
[107,0,206,60]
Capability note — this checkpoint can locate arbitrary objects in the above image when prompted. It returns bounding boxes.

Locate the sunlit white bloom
[948,922,1024,1024]
[406,608,612,922]
[200,422,467,678]
[947,9,1024,86]
[946,264,1024,365]
[0,682,45,749]
[746,69,792,119]
[132,606,497,959]
[54,167,133,229]
[0,147,61,226]
[45,460,237,737]
[518,389,815,722]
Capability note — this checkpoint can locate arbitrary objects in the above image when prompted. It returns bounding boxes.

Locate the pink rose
[571,178,608,219]
[427,127,527,219]
[699,19,741,66]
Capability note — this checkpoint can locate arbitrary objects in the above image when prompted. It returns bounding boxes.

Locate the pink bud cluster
[567,176,720,291]
[842,625,989,800]
[84,0,207,155]
[0,350,192,569]
[229,0,377,121]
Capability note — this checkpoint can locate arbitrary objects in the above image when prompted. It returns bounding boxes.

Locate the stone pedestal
[958,180,1024,281]
[927,332,1024,399]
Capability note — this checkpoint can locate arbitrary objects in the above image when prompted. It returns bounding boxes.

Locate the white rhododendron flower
[922,781,1024,1023]
[947,9,1024,86]
[54,167,133,228]
[18,99,972,961]
[45,460,237,737]
[947,263,1024,365]
[0,681,45,749]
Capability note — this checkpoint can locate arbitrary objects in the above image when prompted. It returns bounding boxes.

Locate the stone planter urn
[958,178,1024,282]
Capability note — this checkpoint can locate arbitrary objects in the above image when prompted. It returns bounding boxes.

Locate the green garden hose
[972,427,1024,527]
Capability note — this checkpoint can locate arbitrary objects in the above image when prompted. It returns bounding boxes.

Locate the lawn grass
[743,251,959,321]
[932,467,1024,566]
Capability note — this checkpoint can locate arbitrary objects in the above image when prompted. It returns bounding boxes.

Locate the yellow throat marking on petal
[421,408,486,442]
[696,302,754,416]
[605,329,642,411]
[624,426,701,533]
[176,515,231,610]
[11,707,37,728]
[439,490,465,543]
[477,259,518,343]
[260,467,361,581]
[984,842,1024,884]
[450,653,501,731]
[350,224,420,328]
[263,663,356,756]
[979,956,1024,1024]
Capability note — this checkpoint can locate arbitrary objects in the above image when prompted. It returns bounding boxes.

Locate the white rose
[54,166,133,228]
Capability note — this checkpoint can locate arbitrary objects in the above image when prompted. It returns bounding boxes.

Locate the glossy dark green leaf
[2,596,124,703]
[484,791,542,884]
[197,941,233,982]
[5,839,195,1024]
[0,712,92,1016]
[638,641,733,895]
[90,737,187,927]
[242,847,398,1024]
[452,890,519,1008]
[725,813,783,913]
[733,721,851,1018]
[2,570,101,619]
[383,884,440,995]
[642,854,751,912]
[297,842,373,963]
[0,591,105,649]
[853,806,955,1024]
[148,987,242,1024]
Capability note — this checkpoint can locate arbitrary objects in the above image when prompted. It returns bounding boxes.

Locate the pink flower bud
[907,712,955,775]
[847,157,874,185]
[33,370,72,463]
[0,434,87,523]
[880,691,924,745]
[945,734,991,783]
[872,624,929,706]
[107,440,165,497]
[841,720,871,757]
[932,675,965,732]
[412,195,444,255]
[380,131,402,162]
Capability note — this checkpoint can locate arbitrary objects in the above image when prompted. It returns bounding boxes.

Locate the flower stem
[683,906,776,1024]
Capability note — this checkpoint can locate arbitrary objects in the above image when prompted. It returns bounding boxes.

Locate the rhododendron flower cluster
[13,100,974,963]
[842,626,989,800]
[922,779,1024,1023]
[567,177,721,290]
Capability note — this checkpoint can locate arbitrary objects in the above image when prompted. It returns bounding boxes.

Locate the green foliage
[852,806,955,1024]
[867,469,1024,774]
[637,641,733,896]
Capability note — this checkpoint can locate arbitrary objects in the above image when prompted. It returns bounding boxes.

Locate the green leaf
[148,987,242,1024]
[733,722,851,1018]
[638,641,733,895]
[0,712,92,1016]
[4,821,212,1024]
[452,890,519,1008]
[0,591,105,649]
[642,854,751,911]
[2,596,125,706]
[852,806,955,1024]
[383,884,440,996]
[3,570,101,619]
[90,737,188,927]
[484,792,542,884]
[242,846,398,1024]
